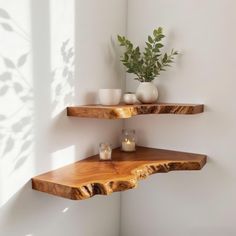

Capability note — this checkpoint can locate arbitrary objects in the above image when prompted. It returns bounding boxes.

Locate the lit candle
[99,149,111,160]
[122,139,136,152]
[99,143,112,161]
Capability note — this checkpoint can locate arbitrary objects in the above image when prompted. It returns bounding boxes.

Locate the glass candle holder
[121,129,136,152]
[99,143,112,161]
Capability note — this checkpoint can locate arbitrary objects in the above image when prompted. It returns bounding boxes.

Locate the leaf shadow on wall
[0,3,75,234]
[51,39,75,114]
[0,0,76,206]
[0,7,33,175]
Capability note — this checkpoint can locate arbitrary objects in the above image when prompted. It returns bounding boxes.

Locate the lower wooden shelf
[32,146,206,200]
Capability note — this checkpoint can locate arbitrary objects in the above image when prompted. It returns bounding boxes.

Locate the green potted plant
[117,27,178,103]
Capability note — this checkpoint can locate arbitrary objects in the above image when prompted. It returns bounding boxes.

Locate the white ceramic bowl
[98,89,122,105]
[123,93,137,105]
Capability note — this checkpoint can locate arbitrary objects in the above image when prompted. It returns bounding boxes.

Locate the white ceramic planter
[136,82,158,104]
[98,89,122,105]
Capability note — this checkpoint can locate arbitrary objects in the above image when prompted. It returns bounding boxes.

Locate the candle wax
[122,140,135,152]
[99,150,111,160]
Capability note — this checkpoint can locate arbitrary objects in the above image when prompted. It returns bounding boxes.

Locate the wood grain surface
[67,103,204,119]
[32,146,207,200]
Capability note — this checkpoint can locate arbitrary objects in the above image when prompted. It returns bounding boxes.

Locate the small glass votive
[121,129,136,152]
[99,143,112,161]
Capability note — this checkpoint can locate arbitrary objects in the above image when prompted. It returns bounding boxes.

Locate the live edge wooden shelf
[32,146,206,201]
[67,103,204,119]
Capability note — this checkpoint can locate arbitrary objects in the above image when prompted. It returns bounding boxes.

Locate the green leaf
[145,42,152,49]
[157,27,163,34]
[156,43,164,48]
[163,53,168,62]
[156,34,165,41]
[127,69,134,73]
[117,35,123,42]
[135,46,140,53]
[153,29,158,37]
[128,42,133,49]
[148,36,153,43]
[145,48,151,54]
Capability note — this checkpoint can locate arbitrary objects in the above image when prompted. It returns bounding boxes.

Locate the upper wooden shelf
[67,103,204,119]
[32,146,206,201]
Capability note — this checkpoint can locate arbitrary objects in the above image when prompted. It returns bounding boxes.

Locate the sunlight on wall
[62,207,69,213]
[0,0,75,206]
[50,0,75,118]
[51,145,75,169]
[0,1,34,206]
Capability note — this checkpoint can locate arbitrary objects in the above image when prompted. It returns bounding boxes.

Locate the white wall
[121,0,236,235]
[0,0,127,235]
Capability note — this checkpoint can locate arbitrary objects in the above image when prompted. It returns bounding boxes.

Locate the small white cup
[98,89,122,105]
[123,93,137,105]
